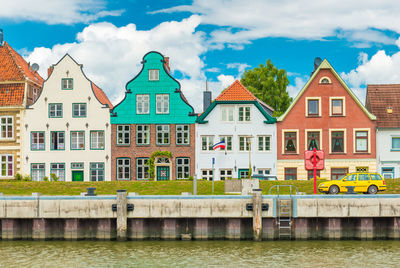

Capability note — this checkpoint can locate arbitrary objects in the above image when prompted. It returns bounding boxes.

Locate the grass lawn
[0,179,398,195]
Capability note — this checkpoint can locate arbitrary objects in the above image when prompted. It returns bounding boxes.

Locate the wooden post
[253,189,262,241]
[116,190,127,241]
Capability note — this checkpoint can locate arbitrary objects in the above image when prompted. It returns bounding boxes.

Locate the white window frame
[136,94,150,114]
[201,136,214,151]
[31,132,45,150]
[0,154,13,177]
[156,94,169,114]
[91,131,105,150]
[176,125,190,145]
[258,135,271,152]
[136,158,149,181]
[149,69,159,81]
[116,125,130,145]
[353,128,370,154]
[117,158,130,180]
[0,116,13,140]
[239,136,251,151]
[238,106,251,122]
[282,129,299,154]
[90,162,104,181]
[71,131,85,150]
[305,97,321,117]
[176,157,190,179]
[31,163,45,181]
[221,106,234,122]
[220,169,233,180]
[156,125,170,145]
[219,135,232,151]
[329,97,346,116]
[329,129,347,154]
[201,169,213,181]
[50,163,65,181]
[51,131,65,150]
[136,125,150,145]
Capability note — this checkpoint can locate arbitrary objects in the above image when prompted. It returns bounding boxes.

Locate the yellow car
[318,173,386,194]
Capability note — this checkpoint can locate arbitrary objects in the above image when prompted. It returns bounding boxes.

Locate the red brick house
[277,59,377,180]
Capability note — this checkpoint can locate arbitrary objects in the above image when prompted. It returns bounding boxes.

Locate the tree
[240,59,292,117]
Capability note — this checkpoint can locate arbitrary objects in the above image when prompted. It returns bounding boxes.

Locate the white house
[195,80,277,180]
[23,54,113,181]
[366,84,400,179]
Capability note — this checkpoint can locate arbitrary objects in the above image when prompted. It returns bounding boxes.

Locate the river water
[0,240,399,267]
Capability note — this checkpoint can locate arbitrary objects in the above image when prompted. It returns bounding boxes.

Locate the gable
[278,59,376,121]
[111,51,196,124]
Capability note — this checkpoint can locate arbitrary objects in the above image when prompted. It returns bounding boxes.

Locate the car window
[346,174,357,181]
[370,174,382,181]
[358,174,370,181]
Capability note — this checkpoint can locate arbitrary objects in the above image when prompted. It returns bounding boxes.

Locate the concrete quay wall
[1,194,400,240]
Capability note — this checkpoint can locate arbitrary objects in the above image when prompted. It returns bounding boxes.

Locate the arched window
[319,77,331,84]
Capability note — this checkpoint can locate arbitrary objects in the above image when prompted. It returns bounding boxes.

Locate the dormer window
[149,69,159,81]
[62,78,73,90]
[319,77,331,84]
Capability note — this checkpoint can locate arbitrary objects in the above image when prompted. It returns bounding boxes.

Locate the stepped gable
[91,82,113,109]
[366,84,400,128]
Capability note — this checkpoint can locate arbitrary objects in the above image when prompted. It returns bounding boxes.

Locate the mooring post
[252,189,262,241]
[116,189,127,241]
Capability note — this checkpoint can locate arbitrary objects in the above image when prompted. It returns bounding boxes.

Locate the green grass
[0,179,398,196]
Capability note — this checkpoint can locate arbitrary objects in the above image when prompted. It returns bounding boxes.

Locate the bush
[50,173,59,182]
[23,175,32,181]
[14,173,23,181]
[188,176,194,181]
[43,176,49,182]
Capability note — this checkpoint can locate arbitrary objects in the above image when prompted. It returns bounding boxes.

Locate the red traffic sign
[305,149,324,170]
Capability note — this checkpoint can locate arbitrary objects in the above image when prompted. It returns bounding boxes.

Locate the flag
[213,140,226,150]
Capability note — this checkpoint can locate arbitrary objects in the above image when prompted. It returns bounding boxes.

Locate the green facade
[111,52,196,124]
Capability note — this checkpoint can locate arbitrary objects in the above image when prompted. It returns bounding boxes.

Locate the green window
[90,162,104,181]
[156,125,170,145]
[49,103,63,118]
[50,163,65,181]
[392,137,400,150]
[136,125,150,145]
[31,163,45,181]
[72,103,87,118]
[90,131,104,150]
[176,157,190,179]
[31,132,45,151]
[116,125,130,145]
[62,78,73,90]
[117,158,130,180]
[51,131,65,150]
[136,158,149,180]
[71,131,85,150]
[176,125,190,145]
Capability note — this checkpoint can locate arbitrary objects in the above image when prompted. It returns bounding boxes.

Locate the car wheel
[329,185,339,195]
[367,185,378,195]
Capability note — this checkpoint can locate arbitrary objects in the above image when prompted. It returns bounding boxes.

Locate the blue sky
[2,0,400,112]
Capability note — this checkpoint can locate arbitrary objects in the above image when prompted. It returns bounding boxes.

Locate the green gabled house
[110,51,197,181]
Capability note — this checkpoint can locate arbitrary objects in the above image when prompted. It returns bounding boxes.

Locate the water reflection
[0,240,399,267]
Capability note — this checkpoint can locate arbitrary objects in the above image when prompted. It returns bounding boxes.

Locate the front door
[238,169,249,179]
[72,170,84,181]
[157,166,170,181]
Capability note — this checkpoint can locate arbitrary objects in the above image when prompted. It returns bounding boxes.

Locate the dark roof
[366,84,400,128]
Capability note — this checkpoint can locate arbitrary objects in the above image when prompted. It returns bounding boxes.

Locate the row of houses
[0,39,399,181]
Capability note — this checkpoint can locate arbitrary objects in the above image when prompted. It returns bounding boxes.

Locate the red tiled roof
[215,80,257,101]
[91,82,113,109]
[0,84,25,106]
[0,42,44,85]
[366,84,400,128]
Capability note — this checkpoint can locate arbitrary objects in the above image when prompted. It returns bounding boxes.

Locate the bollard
[116,190,127,241]
[85,187,96,196]
[252,189,262,241]
[193,175,197,195]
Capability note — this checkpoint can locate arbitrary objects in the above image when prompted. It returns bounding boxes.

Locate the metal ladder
[269,185,298,239]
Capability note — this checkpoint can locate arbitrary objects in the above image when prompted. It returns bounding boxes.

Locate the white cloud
[0,0,123,24]
[25,16,239,113]
[154,0,400,47]
[287,76,308,99]
[227,62,250,74]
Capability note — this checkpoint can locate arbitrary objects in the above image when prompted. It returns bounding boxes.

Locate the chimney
[48,66,54,77]
[0,29,3,46]
[203,81,212,112]
[164,57,170,72]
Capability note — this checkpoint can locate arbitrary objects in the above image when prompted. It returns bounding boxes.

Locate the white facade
[377,128,400,179]
[196,103,277,180]
[23,54,112,181]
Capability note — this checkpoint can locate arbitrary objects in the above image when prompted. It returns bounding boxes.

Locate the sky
[2,0,400,112]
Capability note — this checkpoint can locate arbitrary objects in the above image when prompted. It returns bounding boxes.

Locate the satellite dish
[31,63,39,72]
[314,57,322,69]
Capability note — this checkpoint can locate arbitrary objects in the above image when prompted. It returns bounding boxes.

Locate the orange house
[277,59,376,180]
